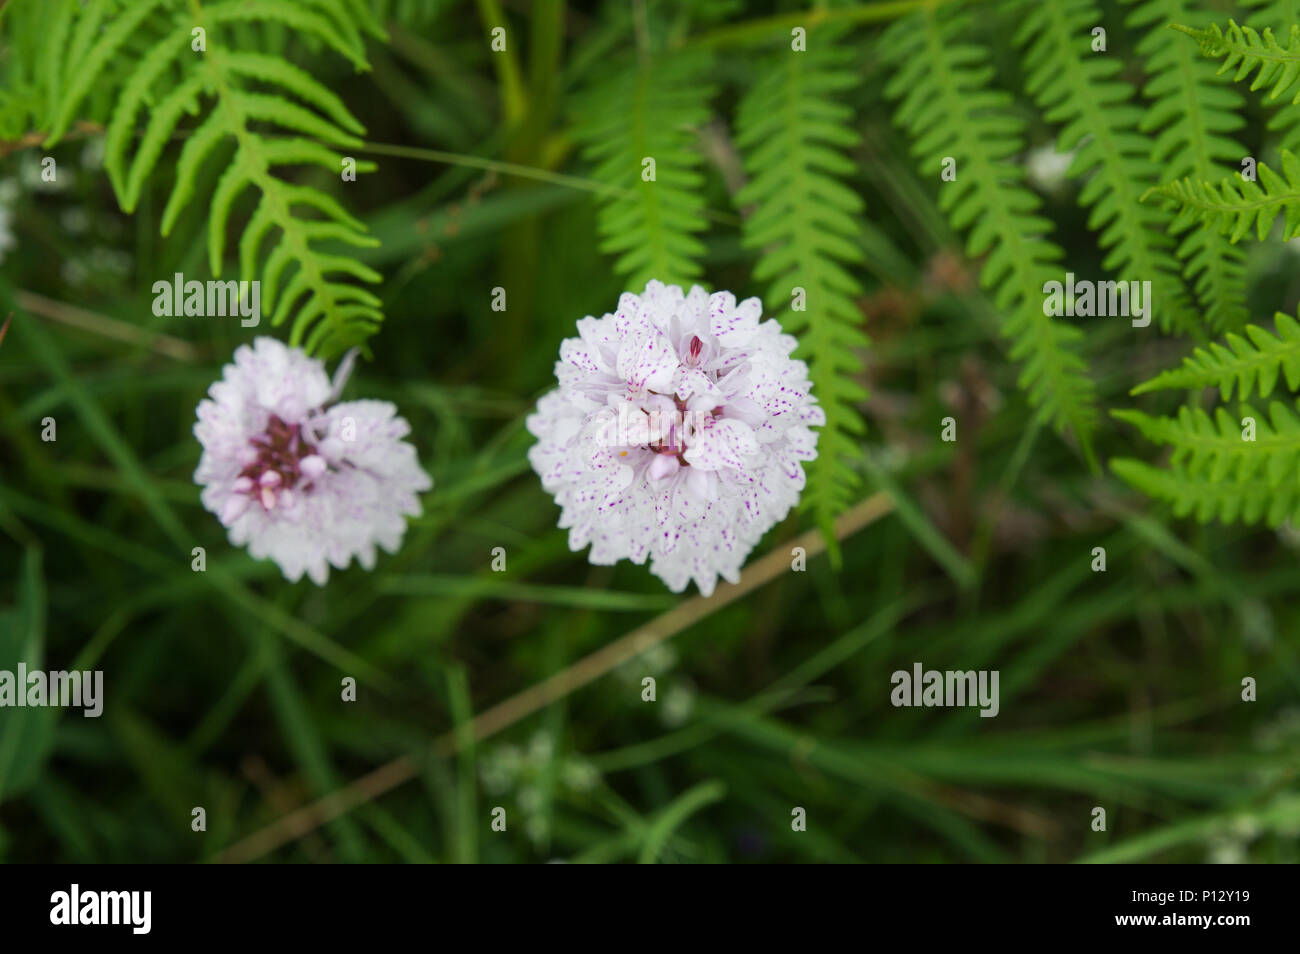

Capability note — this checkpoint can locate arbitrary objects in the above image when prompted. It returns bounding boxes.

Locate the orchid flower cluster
[193,338,431,585]
[193,282,823,595]
[526,281,824,595]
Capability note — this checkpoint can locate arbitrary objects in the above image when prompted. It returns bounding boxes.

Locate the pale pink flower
[528,281,824,596]
[194,337,432,584]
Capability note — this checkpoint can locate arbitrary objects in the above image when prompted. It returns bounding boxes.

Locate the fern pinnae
[1110,457,1300,526]
[0,0,75,136]
[44,0,169,149]
[1240,0,1300,38]
[62,0,114,99]
[1016,0,1194,334]
[162,112,233,234]
[45,0,386,358]
[1170,20,1300,102]
[570,49,715,289]
[98,16,197,203]
[346,0,389,41]
[123,75,209,213]
[1133,310,1300,400]
[296,0,377,57]
[219,51,366,135]
[1115,314,1300,526]
[39,0,79,130]
[884,5,1099,462]
[1127,0,1249,332]
[1169,18,1300,158]
[201,0,369,70]
[1145,148,1300,242]
[1114,400,1300,484]
[1240,0,1300,149]
[733,31,869,542]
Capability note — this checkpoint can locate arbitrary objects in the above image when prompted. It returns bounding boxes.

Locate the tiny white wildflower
[527,280,823,596]
[1025,143,1076,193]
[193,337,432,584]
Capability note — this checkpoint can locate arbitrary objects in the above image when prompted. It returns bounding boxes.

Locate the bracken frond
[884,4,1099,463]
[733,30,869,545]
[570,49,715,290]
[1239,0,1300,149]
[1115,315,1300,527]
[1133,310,1300,400]
[1126,0,1249,331]
[1144,148,1300,242]
[41,0,383,358]
[1114,400,1300,488]
[1016,0,1196,334]
[1110,456,1300,526]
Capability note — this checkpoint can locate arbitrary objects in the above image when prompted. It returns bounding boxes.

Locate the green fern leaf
[1114,400,1300,486]
[1126,0,1248,331]
[43,0,164,146]
[1144,149,1300,242]
[1170,19,1300,103]
[1110,457,1300,525]
[1240,0,1300,149]
[883,5,1099,462]
[298,0,387,55]
[1240,0,1300,43]
[44,0,384,358]
[0,0,79,135]
[1016,0,1195,334]
[1133,311,1300,400]
[1116,313,1300,525]
[570,50,715,289]
[733,32,868,543]
[41,1,81,130]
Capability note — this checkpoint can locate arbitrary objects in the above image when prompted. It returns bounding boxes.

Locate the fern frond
[1240,0,1300,149]
[0,0,79,136]
[1169,17,1300,158]
[1144,148,1300,242]
[299,0,388,51]
[1117,313,1300,525]
[570,50,715,289]
[1170,20,1300,103]
[1133,311,1300,399]
[1127,0,1248,331]
[0,83,36,141]
[733,33,868,541]
[43,0,384,358]
[1240,0,1300,38]
[1113,400,1300,486]
[1110,456,1300,526]
[883,6,1099,461]
[1016,0,1195,334]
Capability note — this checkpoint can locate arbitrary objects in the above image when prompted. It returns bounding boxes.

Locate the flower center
[641,393,726,467]
[687,334,703,365]
[649,394,691,460]
[234,414,325,511]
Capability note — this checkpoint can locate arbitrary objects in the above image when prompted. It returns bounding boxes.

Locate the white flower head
[194,337,432,584]
[527,281,824,596]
